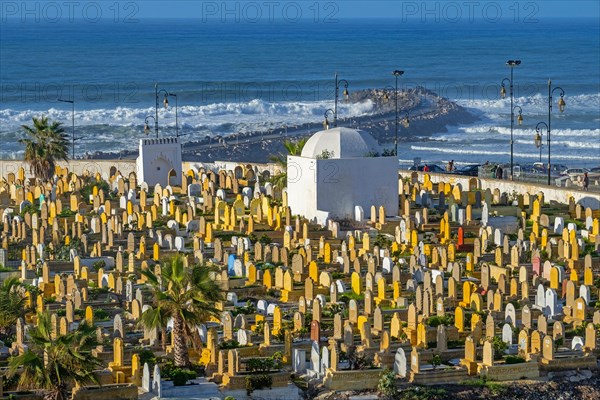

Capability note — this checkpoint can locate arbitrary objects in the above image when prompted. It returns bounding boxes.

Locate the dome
[300,127,380,159]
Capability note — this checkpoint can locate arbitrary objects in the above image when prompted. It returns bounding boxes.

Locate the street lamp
[401,111,410,129]
[546,79,566,185]
[534,121,548,164]
[514,106,524,126]
[58,98,77,159]
[501,60,521,180]
[382,85,395,103]
[393,70,405,157]
[329,73,349,128]
[323,109,335,130]
[144,116,156,135]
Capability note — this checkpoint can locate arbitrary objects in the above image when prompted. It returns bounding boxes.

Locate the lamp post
[330,73,349,128]
[392,70,404,157]
[534,121,548,164]
[149,83,170,138]
[545,79,566,186]
[323,109,335,130]
[164,92,179,138]
[500,60,521,180]
[58,98,76,159]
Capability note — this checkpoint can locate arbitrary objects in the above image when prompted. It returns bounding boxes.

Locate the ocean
[1,17,599,167]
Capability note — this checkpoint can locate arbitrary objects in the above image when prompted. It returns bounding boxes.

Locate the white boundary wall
[0,160,597,210]
[404,170,600,209]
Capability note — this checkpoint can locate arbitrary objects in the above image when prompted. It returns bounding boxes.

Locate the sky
[110,1,600,19]
[2,1,599,21]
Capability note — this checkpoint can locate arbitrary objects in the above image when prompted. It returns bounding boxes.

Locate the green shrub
[378,368,397,399]
[432,354,441,370]
[137,349,157,369]
[19,203,40,218]
[246,355,282,372]
[219,339,241,349]
[331,272,345,279]
[232,301,256,317]
[170,368,196,386]
[504,355,525,364]
[258,234,272,245]
[245,374,272,395]
[92,260,106,272]
[492,336,508,360]
[426,315,454,327]
[93,309,109,320]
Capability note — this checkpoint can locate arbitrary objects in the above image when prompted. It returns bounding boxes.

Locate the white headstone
[502,323,513,345]
[293,348,307,373]
[394,348,407,377]
[152,364,161,397]
[142,362,151,392]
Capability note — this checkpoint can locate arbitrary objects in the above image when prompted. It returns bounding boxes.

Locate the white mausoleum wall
[286,156,318,222]
[288,155,398,224]
[136,138,182,187]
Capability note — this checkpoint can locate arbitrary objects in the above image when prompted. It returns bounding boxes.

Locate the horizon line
[2,16,599,21]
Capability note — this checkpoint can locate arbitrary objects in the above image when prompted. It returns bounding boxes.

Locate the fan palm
[8,312,102,400]
[19,116,69,182]
[140,255,222,367]
[138,302,169,351]
[268,137,308,190]
[0,277,29,340]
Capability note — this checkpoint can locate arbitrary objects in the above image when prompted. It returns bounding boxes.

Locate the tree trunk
[43,383,66,400]
[173,314,189,367]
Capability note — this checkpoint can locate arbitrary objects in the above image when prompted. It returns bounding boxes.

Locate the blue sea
[1,16,599,166]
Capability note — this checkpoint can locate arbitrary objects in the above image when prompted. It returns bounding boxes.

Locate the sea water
[1,17,598,166]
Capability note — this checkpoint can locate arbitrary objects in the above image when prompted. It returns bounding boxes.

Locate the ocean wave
[514,138,600,149]
[0,99,375,131]
[460,125,600,139]
[409,145,600,161]
[457,93,600,115]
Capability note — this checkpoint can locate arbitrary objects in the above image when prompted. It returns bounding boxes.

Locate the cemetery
[0,133,599,400]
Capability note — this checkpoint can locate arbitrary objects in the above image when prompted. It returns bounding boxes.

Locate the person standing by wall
[495,165,503,179]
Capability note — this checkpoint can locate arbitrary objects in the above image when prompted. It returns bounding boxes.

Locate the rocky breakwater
[87,87,479,162]
[181,87,479,163]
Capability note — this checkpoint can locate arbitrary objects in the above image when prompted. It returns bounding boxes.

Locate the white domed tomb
[287,127,398,225]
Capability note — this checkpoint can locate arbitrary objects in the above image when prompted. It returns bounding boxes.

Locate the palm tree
[20,116,69,182]
[268,137,308,190]
[8,312,102,400]
[140,255,222,367]
[139,303,169,352]
[0,277,29,341]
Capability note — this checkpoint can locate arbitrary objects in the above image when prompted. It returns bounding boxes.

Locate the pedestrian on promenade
[495,165,503,179]
[423,164,430,172]
[447,160,454,171]
[583,172,589,191]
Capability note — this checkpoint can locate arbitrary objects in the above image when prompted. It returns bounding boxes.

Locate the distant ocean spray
[1,18,598,166]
